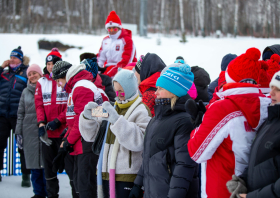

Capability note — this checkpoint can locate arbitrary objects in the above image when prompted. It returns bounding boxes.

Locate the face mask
[10,63,21,68]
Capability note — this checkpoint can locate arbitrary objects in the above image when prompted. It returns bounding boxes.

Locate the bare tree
[233,0,239,37]
[179,0,186,42]
[197,0,205,36]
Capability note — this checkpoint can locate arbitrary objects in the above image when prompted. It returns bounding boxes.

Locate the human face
[56,78,67,88]
[134,71,141,85]
[114,81,125,101]
[46,62,54,73]
[28,71,41,84]
[155,86,175,99]
[107,26,120,35]
[10,56,21,65]
[270,86,280,105]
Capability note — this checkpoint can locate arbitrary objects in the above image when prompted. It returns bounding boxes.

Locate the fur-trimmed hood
[23,56,30,66]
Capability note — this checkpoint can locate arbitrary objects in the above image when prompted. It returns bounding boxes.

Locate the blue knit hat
[113,69,138,100]
[10,46,23,62]
[156,64,194,97]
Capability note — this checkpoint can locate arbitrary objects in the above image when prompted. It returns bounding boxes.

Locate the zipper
[166,149,172,178]
[129,150,132,168]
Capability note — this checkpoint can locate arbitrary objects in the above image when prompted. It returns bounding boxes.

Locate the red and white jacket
[97,28,137,77]
[35,74,68,138]
[64,65,108,155]
[187,83,271,198]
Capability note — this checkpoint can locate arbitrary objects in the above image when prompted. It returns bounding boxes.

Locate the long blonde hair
[171,95,179,110]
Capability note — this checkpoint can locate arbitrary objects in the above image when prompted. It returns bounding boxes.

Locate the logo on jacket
[116,44,120,51]
[244,121,252,132]
[157,138,165,144]
[265,141,273,150]
[68,97,72,106]
[276,75,280,81]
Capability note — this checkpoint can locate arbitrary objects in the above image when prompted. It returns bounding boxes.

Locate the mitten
[128,184,143,198]
[83,102,99,120]
[40,132,52,146]
[102,101,119,124]
[46,118,61,131]
[38,126,46,137]
[63,140,74,153]
[52,148,67,173]
[227,175,247,198]
[16,135,23,150]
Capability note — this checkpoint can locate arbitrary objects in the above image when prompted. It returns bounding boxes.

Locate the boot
[21,173,31,187]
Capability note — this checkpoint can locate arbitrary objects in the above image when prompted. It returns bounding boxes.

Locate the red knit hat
[258,61,271,89]
[266,54,280,78]
[46,48,62,64]
[105,11,122,29]
[218,71,226,89]
[226,48,261,83]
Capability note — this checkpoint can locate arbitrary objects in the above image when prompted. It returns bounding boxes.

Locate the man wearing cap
[0,46,30,182]
[97,11,137,77]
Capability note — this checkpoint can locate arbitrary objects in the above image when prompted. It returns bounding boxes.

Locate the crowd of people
[0,10,280,198]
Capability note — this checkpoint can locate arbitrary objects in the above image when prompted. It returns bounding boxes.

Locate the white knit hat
[269,70,280,89]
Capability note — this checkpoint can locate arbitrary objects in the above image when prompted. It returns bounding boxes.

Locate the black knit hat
[52,61,72,80]
[10,46,24,62]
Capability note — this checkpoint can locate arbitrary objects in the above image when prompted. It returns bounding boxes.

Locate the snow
[1,33,280,82]
[0,174,72,198]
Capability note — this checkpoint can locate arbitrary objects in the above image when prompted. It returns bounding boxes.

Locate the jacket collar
[268,104,280,121]
[65,70,93,93]
[27,81,36,93]
[216,83,261,99]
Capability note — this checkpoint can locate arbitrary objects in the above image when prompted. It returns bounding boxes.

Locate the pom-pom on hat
[10,46,23,62]
[156,64,194,97]
[46,48,62,65]
[258,61,271,91]
[266,54,280,78]
[225,47,261,83]
[105,11,122,29]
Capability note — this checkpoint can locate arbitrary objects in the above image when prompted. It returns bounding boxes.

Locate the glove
[102,101,119,124]
[46,118,61,131]
[128,184,143,198]
[38,126,46,137]
[52,148,67,173]
[16,135,23,150]
[63,140,74,153]
[83,102,99,120]
[60,127,68,139]
[40,132,52,146]
[226,175,247,198]
[185,99,206,127]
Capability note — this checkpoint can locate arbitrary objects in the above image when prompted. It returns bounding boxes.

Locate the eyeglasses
[239,78,257,85]
[107,27,119,32]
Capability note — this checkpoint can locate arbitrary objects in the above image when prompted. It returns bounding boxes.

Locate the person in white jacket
[79,69,151,198]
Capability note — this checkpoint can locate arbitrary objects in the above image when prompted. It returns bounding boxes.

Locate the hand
[46,118,61,131]
[128,184,143,198]
[39,123,45,128]
[52,147,67,173]
[185,99,206,127]
[63,140,74,153]
[239,194,247,198]
[1,60,10,68]
[226,175,247,198]
[102,101,119,124]
[83,102,99,120]
[38,126,46,137]
[40,132,52,146]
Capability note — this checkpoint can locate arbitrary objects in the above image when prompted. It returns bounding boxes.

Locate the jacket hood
[221,54,237,71]
[94,74,105,91]
[23,56,30,66]
[66,70,93,92]
[263,45,280,58]
[139,72,160,94]
[66,64,86,82]
[216,83,270,129]
[191,66,211,87]
[140,53,166,81]
[119,28,132,39]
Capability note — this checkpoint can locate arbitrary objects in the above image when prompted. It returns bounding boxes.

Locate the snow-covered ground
[0,174,72,198]
[1,33,280,81]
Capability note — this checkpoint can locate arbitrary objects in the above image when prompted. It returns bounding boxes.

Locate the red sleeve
[34,81,46,124]
[116,36,135,68]
[142,90,156,117]
[57,106,67,124]
[67,87,94,145]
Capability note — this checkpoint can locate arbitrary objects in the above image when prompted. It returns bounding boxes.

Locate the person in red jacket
[34,48,69,198]
[134,53,166,117]
[97,10,137,77]
[51,61,108,198]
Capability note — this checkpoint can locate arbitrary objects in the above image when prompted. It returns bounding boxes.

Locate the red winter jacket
[35,74,67,138]
[139,72,161,117]
[188,83,271,198]
[64,69,108,155]
[97,28,137,77]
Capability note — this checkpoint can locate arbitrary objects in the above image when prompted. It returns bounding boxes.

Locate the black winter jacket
[0,62,28,118]
[191,66,210,102]
[241,104,280,198]
[99,73,116,102]
[207,77,218,101]
[134,95,199,198]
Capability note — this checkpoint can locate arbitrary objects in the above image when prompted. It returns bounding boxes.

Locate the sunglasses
[107,27,118,32]
[239,78,257,85]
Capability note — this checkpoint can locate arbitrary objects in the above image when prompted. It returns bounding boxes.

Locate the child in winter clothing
[134,53,166,117]
[97,11,137,77]
[0,46,30,183]
[130,64,199,198]
[187,48,271,198]
[34,48,69,198]
[15,64,47,198]
[52,61,108,198]
[79,69,151,198]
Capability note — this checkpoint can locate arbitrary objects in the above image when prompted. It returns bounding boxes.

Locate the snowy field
[1,33,280,81]
[0,174,72,198]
